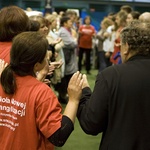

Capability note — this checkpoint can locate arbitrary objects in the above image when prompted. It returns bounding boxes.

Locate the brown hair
[1,32,48,94]
[29,15,47,27]
[102,17,114,29]
[117,10,128,27]
[120,5,132,14]
[0,6,30,41]
[130,11,141,20]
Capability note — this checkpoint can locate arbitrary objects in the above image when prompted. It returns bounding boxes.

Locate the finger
[69,71,79,84]
[75,72,82,85]
[78,78,83,88]
[82,74,87,81]
[4,63,8,68]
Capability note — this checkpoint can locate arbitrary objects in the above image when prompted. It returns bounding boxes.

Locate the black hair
[130,11,141,20]
[83,16,91,24]
[29,20,40,31]
[60,16,70,27]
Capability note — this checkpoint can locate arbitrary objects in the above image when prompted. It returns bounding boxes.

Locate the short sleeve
[36,88,62,138]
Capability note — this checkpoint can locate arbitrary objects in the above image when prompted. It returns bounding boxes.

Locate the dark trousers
[78,47,91,72]
[54,74,73,101]
[98,51,107,72]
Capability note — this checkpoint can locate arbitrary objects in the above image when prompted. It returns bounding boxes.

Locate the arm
[48,115,74,147]
[36,60,55,84]
[59,28,77,49]
[48,71,83,146]
[96,30,106,41]
[77,73,109,135]
[96,34,105,41]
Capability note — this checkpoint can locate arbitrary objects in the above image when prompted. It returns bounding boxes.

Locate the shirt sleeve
[48,115,74,147]
[77,72,109,135]
[36,89,62,138]
[59,28,77,48]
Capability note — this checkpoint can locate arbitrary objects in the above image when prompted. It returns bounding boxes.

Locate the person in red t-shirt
[0,6,54,84]
[0,32,83,150]
[0,6,30,64]
[78,16,96,74]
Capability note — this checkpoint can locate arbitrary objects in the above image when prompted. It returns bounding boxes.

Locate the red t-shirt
[0,42,12,64]
[0,75,62,150]
[78,25,96,49]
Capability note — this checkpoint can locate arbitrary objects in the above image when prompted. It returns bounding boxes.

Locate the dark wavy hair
[0,5,30,42]
[0,32,48,94]
[121,20,150,56]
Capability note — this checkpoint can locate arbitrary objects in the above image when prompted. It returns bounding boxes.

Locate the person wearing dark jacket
[77,20,150,150]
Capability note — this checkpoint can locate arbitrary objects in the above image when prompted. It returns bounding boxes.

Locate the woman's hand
[67,71,83,102]
[50,59,63,69]
[0,59,8,76]
[64,71,83,123]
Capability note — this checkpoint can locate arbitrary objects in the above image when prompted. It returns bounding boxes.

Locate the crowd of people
[0,4,150,150]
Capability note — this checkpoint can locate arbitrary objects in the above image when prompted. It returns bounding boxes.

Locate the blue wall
[81,10,108,32]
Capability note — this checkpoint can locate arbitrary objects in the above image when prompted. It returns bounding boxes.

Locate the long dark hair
[0,32,48,94]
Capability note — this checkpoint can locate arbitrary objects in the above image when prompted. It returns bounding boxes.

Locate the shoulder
[58,27,67,35]
[79,25,85,29]
[100,64,126,80]
[18,76,52,94]
[33,81,58,106]
[90,25,95,29]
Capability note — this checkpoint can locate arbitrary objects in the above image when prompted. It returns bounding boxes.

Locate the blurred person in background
[139,12,150,23]
[126,11,140,25]
[0,5,30,64]
[58,16,78,103]
[78,16,96,74]
[65,10,79,38]
[95,19,106,72]
[96,17,113,72]
[29,15,63,85]
[110,10,127,64]
[102,17,114,69]
[45,14,66,103]
[120,5,133,14]
[0,5,53,84]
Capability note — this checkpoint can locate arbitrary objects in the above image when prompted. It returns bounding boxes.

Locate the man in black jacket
[77,20,150,150]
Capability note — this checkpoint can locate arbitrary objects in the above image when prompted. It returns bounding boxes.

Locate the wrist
[68,99,80,105]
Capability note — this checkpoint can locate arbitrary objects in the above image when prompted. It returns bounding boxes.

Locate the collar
[127,55,150,62]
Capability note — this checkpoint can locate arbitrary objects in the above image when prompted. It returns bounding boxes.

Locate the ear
[123,43,129,55]
[34,62,40,72]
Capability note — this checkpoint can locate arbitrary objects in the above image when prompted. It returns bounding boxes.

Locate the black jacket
[77,55,150,150]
